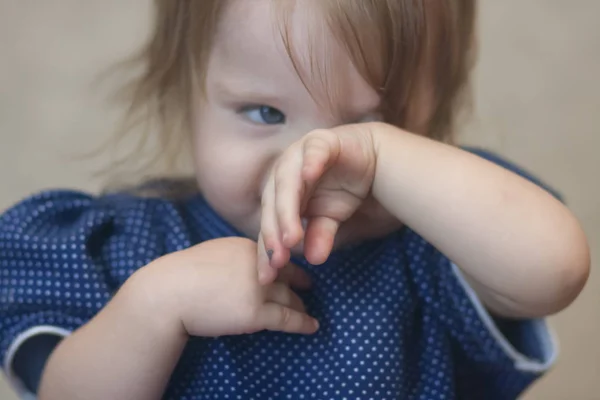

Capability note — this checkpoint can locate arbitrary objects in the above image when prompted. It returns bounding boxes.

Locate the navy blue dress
[0,150,559,399]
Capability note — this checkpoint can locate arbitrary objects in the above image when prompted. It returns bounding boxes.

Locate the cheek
[196,146,254,194]
[191,102,277,232]
[194,138,267,214]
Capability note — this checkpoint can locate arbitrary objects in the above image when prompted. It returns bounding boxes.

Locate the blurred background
[0,1,598,398]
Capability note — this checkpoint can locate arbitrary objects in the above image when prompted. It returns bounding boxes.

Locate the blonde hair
[107,0,476,183]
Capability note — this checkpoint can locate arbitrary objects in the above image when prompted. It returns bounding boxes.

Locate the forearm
[39,266,187,400]
[372,124,589,317]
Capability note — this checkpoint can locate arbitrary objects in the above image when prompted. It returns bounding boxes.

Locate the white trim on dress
[451,263,558,373]
[3,325,70,400]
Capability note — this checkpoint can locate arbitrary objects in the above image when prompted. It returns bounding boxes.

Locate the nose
[259,116,335,193]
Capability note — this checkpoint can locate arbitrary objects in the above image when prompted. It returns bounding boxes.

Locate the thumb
[257,303,319,335]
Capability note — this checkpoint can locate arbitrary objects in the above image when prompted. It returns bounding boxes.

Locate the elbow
[538,218,591,316]
[557,229,590,311]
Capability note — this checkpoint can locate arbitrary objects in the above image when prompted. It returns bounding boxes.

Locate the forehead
[209,0,380,116]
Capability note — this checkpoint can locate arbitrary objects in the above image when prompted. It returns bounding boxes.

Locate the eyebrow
[212,76,288,106]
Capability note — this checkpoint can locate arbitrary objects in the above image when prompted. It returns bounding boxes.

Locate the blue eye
[242,105,286,125]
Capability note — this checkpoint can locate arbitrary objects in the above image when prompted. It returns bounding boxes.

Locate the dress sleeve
[0,190,187,398]
[409,148,562,399]
[465,147,563,201]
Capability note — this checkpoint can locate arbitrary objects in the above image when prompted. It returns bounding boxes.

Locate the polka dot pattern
[0,150,558,399]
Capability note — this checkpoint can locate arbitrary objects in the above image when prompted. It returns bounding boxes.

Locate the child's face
[193,0,403,245]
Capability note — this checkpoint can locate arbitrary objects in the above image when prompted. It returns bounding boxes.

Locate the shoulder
[0,188,195,269]
[1,188,172,234]
[0,189,184,396]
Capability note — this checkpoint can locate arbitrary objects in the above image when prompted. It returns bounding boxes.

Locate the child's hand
[39,237,317,400]
[258,123,395,283]
[146,237,318,337]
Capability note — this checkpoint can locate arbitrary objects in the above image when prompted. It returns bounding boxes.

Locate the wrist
[121,261,189,344]
[369,122,405,161]
[369,122,408,196]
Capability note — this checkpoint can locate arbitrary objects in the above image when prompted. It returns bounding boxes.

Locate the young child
[0,0,590,399]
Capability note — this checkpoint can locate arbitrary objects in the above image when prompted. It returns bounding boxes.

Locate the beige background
[0,1,598,399]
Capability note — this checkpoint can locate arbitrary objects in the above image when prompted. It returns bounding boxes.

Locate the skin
[38,0,590,399]
[258,124,590,317]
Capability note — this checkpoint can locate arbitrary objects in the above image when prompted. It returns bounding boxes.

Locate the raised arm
[372,124,590,317]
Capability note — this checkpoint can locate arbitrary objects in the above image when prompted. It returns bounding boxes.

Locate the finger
[301,130,340,184]
[257,231,279,285]
[266,282,307,313]
[276,263,312,290]
[273,148,305,249]
[260,174,291,273]
[304,216,339,265]
[258,303,319,335]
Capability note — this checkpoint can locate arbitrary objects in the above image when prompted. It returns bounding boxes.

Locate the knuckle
[278,306,292,327]
[245,296,263,323]
[274,167,290,189]
[307,128,330,139]
[307,137,329,151]
[280,286,293,304]
[307,129,335,144]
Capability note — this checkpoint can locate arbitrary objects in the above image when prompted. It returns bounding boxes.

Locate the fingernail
[266,249,274,263]
[313,319,320,331]
[282,232,290,246]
